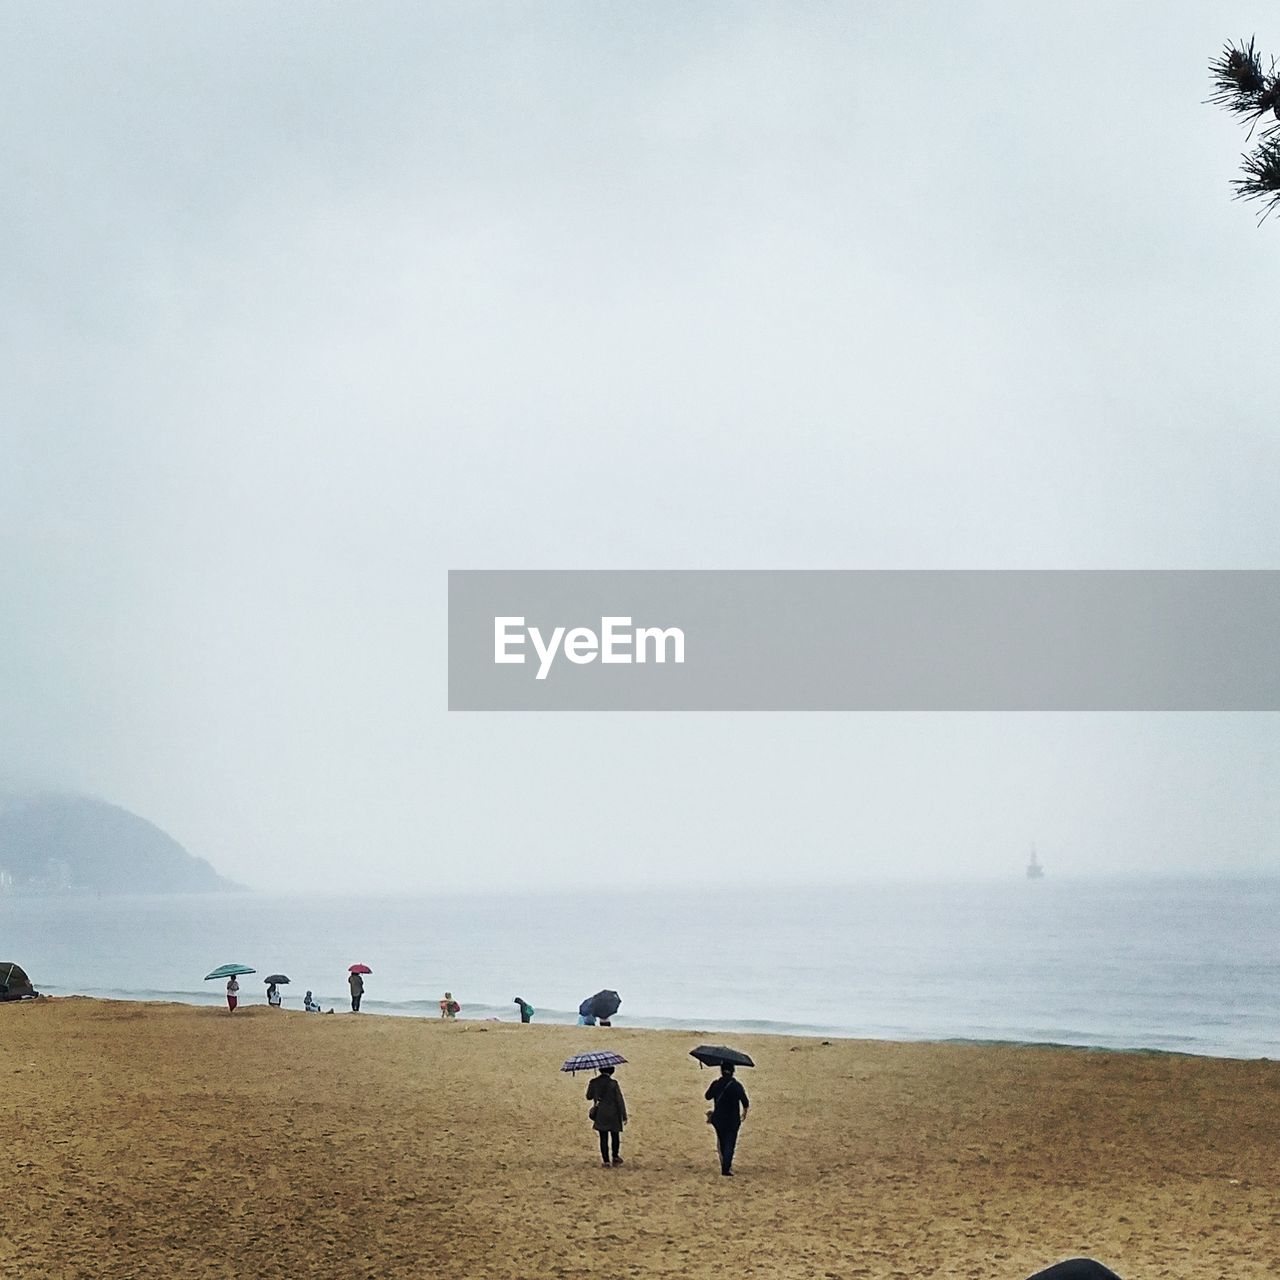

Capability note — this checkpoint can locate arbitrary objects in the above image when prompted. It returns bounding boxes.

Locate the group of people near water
[223,969,473,1018]
[223,966,546,1025]
[224,974,330,1013]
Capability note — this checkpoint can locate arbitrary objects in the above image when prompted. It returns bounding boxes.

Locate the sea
[3,877,1277,1060]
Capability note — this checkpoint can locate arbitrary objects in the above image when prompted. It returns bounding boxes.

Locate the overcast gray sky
[2,2,1278,891]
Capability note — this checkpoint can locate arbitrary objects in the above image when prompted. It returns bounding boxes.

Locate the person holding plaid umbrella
[585,1066,628,1167]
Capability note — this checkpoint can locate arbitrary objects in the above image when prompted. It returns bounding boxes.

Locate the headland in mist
[0,792,239,895]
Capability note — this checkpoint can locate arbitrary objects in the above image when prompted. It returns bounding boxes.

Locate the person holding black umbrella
[578,989,620,1026]
[705,1063,750,1176]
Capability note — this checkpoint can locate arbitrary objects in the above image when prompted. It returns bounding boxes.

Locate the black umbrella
[579,989,621,1020]
[263,974,291,985]
[690,1045,755,1069]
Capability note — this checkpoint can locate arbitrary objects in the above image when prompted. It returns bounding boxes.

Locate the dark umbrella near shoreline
[579,990,621,1021]
[263,974,290,985]
[690,1045,755,1069]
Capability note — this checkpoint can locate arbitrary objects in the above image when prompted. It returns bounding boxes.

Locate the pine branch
[1208,37,1269,116]
[1209,36,1280,221]
[1233,137,1280,221]
[1209,37,1280,140]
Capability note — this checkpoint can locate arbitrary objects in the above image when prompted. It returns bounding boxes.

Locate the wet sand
[2,997,1278,1279]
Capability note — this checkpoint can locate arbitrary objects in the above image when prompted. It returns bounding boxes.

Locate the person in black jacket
[585,1066,628,1166]
[704,1063,750,1176]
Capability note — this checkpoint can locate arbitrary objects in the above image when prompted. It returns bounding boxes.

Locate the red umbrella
[348,964,372,975]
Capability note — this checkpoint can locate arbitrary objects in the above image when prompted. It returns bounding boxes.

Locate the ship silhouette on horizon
[1026,845,1045,880]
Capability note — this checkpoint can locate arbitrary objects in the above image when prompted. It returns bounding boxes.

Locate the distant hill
[0,794,241,894]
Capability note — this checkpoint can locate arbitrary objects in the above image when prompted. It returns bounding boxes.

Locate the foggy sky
[2,2,1278,891]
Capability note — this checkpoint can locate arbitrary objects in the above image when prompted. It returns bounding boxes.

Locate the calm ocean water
[3,878,1277,1059]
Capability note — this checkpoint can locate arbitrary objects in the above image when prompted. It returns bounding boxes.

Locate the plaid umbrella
[561,1051,627,1075]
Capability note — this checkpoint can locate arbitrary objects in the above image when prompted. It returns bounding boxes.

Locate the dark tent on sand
[0,962,37,1001]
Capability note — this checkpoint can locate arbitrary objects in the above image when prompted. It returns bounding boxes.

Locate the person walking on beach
[585,1066,627,1167]
[225,975,239,1013]
[705,1062,749,1176]
[349,969,363,1012]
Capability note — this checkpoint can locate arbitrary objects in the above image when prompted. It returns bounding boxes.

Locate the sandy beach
[2,998,1278,1280]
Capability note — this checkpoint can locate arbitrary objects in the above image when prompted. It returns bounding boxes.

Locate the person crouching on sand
[439,992,459,1018]
[225,975,239,1013]
[705,1062,749,1176]
[586,1066,627,1167]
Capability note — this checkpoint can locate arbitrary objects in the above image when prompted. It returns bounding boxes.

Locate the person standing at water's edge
[349,970,363,1012]
[705,1063,749,1176]
[586,1066,627,1167]
[225,976,239,1013]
